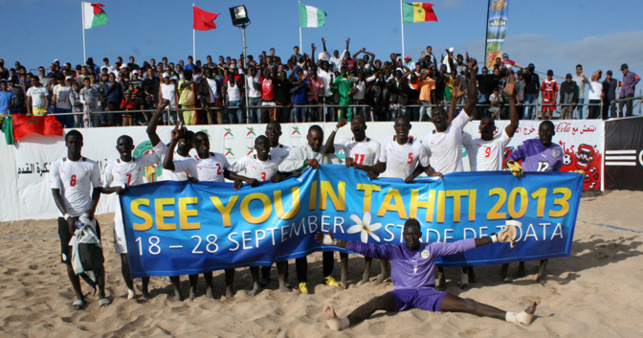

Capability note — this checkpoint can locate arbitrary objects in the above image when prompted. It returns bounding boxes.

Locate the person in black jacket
[559,74,579,119]
[523,64,540,120]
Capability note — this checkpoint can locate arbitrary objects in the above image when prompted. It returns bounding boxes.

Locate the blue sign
[120,165,583,278]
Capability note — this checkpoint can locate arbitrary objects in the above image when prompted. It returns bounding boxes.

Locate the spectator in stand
[52,76,74,127]
[70,81,83,127]
[307,67,325,121]
[418,69,437,121]
[273,70,291,122]
[587,70,603,119]
[559,74,579,120]
[105,73,123,126]
[619,63,640,117]
[540,70,558,120]
[80,77,99,127]
[184,56,195,72]
[291,68,309,122]
[142,67,159,111]
[572,65,588,119]
[10,77,26,115]
[223,69,244,123]
[101,57,113,74]
[0,79,15,119]
[523,64,539,120]
[602,70,618,119]
[120,90,137,126]
[158,72,178,125]
[488,87,502,119]
[200,67,223,124]
[501,53,524,70]
[514,70,526,118]
[26,74,48,116]
[178,70,198,125]
[245,66,263,123]
[260,68,277,122]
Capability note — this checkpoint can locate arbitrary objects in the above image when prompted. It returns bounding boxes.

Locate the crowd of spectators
[0,39,639,127]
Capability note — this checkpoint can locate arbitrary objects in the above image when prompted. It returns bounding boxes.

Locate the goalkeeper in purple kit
[316,219,536,331]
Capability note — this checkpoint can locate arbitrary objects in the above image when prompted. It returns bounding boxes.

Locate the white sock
[505,310,534,326]
[127,289,136,300]
[327,316,350,331]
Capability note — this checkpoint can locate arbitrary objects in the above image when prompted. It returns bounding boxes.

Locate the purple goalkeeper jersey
[346,239,476,290]
[508,138,563,172]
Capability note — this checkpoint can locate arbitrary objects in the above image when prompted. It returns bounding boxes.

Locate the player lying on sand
[315,218,537,331]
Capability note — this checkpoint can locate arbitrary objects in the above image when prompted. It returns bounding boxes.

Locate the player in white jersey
[101,135,162,300]
[324,115,382,287]
[229,135,290,295]
[420,57,479,290]
[50,130,108,310]
[146,103,197,301]
[357,115,441,284]
[278,125,343,294]
[464,74,520,172]
[164,128,258,299]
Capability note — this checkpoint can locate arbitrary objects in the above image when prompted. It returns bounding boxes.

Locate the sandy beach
[1,190,641,337]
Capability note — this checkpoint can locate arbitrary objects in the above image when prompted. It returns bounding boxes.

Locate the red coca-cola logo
[556,122,571,133]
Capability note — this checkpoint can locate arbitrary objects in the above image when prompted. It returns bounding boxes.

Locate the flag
[402,2,438,23]
[1,116,14,145]
[12,115,63,142]
[193,6,219,31]
[485,0,509,68]
[82,2,108,29]
[299,4,327,28]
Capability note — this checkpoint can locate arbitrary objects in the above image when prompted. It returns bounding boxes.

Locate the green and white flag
[299,4,326,28]
[82,2,108,29]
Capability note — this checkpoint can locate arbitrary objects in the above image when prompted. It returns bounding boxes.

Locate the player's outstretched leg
[324,293,397,331]
[440,294,537,326]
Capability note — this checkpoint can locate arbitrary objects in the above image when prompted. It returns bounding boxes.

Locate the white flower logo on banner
[347,212,382,243]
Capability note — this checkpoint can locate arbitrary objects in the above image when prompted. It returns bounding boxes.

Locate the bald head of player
[307,125,324,152]
[350,115,367,142]
[254,135,270,161]
[116,135,135,162]
[194,131,210,158]
[65,130,83,160]
[265,121,282,148]
[403,219,422,251]
[479,117,496,141]
[393,115,411,144]
[538,121,555,147]
[431,106,449,133]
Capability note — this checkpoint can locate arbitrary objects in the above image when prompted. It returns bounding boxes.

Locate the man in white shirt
[278,125,343,293]
[164,128,258,299]
[230,135,290,295]
[464,74,520,172]
[26,75,49,116]
[324,116,382,286]
[356,115,441,284]
[420,57,478,290]
[50,130,107,310]
[101,134,162,301]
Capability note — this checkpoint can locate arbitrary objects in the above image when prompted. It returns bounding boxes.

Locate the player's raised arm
[503,74,520,138]
[462,56,478,117]
[146,100,169,147]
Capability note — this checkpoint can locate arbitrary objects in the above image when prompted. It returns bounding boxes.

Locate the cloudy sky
[1,0,641,81]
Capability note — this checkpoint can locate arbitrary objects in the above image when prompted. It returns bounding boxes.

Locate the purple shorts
[389,288,447,312]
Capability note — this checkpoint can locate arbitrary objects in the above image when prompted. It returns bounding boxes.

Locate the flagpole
[484,0,490,68]
[81,2,86,62]
[298,1,303,52]
[193,3,196,60]
[400,0,405,60]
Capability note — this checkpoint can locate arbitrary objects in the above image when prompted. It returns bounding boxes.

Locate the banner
[605,116,643,190]
[485,0,509,68]
[120,165,583,278]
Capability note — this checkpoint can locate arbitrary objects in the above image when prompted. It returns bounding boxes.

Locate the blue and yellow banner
[120,165,582,278]
[485,0,509,68]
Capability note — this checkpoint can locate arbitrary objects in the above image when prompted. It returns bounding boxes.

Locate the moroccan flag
[12,115,63,141]
[193,6,219,31]
[402,2,438,23]
[82,2,108,29]
[1,116,14,145]
[299,4,327,28]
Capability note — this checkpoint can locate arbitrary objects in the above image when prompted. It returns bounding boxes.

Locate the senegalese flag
[402,2,438,23]
[83,2,108,29]
[299,3,327,28]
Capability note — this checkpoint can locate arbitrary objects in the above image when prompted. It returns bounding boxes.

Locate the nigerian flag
[299,4,326,28]
[83,2,108,29]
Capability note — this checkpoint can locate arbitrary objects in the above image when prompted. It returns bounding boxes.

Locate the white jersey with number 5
[379,136,429,179]
[232,154,280,181]
[336,137,381,166]
[49,157,101,217]
[463,129,512,171]
[173,152,231,182]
